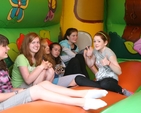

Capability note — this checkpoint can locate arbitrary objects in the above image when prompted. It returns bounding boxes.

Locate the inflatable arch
[0,0,141,113]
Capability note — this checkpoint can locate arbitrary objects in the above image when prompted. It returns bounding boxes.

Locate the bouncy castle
[0,0,141,113]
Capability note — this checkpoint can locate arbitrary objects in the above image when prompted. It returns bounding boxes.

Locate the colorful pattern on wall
[105,0,141,60]
[7,0,29,22]
[0,0,62,70]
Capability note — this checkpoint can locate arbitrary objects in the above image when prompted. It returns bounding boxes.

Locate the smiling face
[29,37,40,55]
[0,35,10,60]
[67,31,78,44]
[93,35,107,52]
[0,45,10,60]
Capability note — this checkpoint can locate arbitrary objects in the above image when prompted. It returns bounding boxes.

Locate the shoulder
[17,54,26,58]
[15,54,28,63]
[105,47,115,54]
[59,40,69,47]
[93,49,97,54]
[104,47,116,58]
[59,39,68,44]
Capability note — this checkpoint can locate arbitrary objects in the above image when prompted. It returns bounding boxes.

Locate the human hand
[40,60,51,70]
[101,57,110,66]
[46,61,52,69]
[85,46,93,57]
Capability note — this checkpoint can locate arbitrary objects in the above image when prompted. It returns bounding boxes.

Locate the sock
[122,89,133,96]
[85,89,108,99]
[83,98,107,110]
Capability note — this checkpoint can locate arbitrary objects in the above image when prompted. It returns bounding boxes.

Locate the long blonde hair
[40,38,55,68]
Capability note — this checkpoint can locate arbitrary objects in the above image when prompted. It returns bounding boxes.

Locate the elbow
[25,81,31,85]
[118,71,122,75]
[24,79,32,85]
[118,69,122,75]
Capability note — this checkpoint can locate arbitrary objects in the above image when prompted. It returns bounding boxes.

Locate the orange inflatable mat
[1,61,141,113]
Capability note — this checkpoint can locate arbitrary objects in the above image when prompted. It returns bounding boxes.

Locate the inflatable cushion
[1,61,141,113]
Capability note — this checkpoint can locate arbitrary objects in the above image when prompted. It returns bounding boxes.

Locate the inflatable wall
[60,0,105,80]
[61,0,104,44]
[101,0,141,112]
[0,0,63,71]
[0,0,141,113]
[104,0,141,62]
[0,0,105,79]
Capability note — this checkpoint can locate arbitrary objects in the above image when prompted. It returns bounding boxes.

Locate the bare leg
[45,68,55,82]
[37,81,108,98]
[33,70,46,85]
[30,85,84,106]
[56,74,82,87]
[68,79,77,87]
[29,85,107,110]
[38,81,85,97]
[67,74,85,87]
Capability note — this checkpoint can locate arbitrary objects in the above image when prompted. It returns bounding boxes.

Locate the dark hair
[49,42,62,65]
[63,28,78,40]
[94,31,110,44]
[0,34,9,71]
[0,34,9,46]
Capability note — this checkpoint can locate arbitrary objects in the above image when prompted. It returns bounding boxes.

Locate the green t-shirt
[11,54,35,88]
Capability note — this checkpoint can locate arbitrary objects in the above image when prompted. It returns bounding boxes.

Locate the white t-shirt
[94,47,118,81]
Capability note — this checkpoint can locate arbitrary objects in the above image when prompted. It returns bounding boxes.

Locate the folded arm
[60,46,76,62]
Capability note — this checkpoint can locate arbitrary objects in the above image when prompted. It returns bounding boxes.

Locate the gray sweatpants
[56,74,85,87]
[0,88,32,111]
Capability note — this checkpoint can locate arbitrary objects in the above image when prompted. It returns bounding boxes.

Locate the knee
[30,85,41,95]
[70,57,79,63]
[48,68,55,74]
[46,68,55,76]
[69,58,80,67]
[75,75,85,85]
[30,85,43,100]
[75,54,84,60]
[75,75,84,80]
[76,54,83,58]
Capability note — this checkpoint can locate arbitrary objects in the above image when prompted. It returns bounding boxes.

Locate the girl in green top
[12,32,55,88]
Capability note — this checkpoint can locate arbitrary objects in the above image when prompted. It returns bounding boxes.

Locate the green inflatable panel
[101,91,141,113]
[0,0,63,73]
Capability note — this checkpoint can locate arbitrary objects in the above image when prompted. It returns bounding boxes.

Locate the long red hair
[20,32,41,66]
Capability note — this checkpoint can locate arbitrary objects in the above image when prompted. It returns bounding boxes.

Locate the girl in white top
[75,31,133,96]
